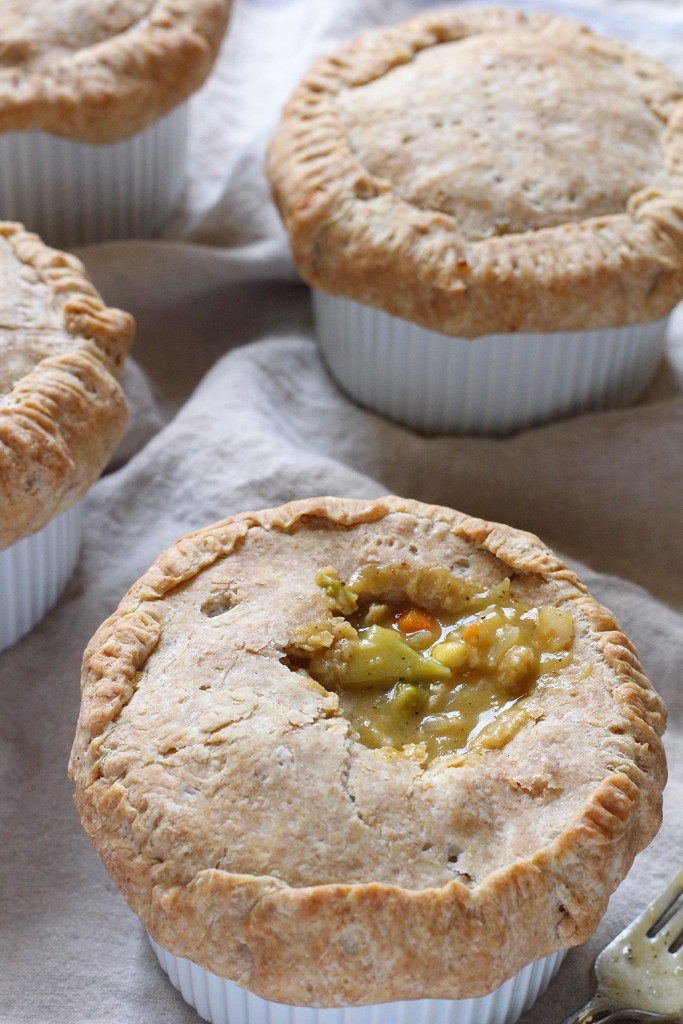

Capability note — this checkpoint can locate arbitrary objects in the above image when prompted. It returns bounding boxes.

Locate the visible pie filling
[299,567,574,763]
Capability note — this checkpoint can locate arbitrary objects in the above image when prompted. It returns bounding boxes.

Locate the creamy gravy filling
[297,568,574,763]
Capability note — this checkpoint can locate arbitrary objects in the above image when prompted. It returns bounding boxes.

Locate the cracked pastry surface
[0,1,232,142]
[267,6,683,336]
[0,222,134,549]
[69,496,666,1006]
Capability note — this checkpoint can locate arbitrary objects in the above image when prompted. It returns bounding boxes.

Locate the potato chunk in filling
[306,572,574,762]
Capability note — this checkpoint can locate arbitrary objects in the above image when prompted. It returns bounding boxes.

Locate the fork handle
[561,994,683,1024]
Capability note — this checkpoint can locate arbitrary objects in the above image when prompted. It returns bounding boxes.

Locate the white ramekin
[150,936,566,1024]
[0,502,82,652]
[313,291,669,436]
[0,103,189,249]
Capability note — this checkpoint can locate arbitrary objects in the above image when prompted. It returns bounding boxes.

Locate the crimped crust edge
[0,1,232,142]
[0,222,134,548]
[68,496,667,1005]
[267,8,683,336]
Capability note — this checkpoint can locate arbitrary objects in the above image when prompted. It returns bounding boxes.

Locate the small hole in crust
[447,845,461,864]
[353,177,379,200]
[451,556,470,569]
[201,592,236,617]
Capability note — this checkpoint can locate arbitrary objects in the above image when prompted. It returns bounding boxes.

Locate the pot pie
[0,221,133,648]
[0,1,233,246]
[69,496,666,1013]
[267,7,683,434]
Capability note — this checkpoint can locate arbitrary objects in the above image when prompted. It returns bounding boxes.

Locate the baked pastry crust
[0,222,134,549]
[69,496,666,1006]
[267,7,683,336]
[0,1,232,143]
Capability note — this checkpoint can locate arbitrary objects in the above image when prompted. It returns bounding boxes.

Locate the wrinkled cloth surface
[1,2,682,1022]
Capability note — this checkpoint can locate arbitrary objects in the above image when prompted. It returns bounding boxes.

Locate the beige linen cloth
[2,1,682,1022]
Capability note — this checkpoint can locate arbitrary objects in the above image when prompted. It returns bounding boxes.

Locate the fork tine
[591,870,683,1019]
[654,901,683,953]
[628,868,683,939]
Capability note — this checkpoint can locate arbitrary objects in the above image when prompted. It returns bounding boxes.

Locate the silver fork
[563,868,683,1024]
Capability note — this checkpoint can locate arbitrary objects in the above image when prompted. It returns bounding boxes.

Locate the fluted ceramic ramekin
[0,502,82,652]
[150,936,566,1024]
[0,104,189,249]
[313,291,669,436]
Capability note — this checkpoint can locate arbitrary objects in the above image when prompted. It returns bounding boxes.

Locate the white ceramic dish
[0,502,82,652]
[150,936,566,1024]
[313,291,669,436]
[0,103,189,249]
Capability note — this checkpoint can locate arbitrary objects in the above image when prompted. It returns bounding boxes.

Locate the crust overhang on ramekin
[69,496,666,1007]
[0,1,232,143]
[267,7,683,337]
[0,222,134,549]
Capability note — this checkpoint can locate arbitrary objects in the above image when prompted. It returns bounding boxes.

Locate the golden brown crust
[0,222,134,548]
[69,496,666,1005]
[267,7,683,336]
[0,1,232,142]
